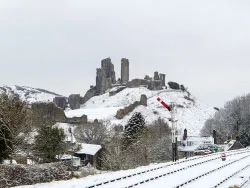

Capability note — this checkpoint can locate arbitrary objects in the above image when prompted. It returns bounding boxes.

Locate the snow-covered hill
[0,85,215,136]
[0,85,63,104]
[65,87,216,136]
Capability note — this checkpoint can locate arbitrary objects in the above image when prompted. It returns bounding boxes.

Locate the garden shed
[74,143,102,168]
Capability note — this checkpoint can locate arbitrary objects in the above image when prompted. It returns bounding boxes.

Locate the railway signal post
[157,97,178,162]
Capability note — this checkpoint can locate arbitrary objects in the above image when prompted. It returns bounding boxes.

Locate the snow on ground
[66,87,215,136]
[14,149,250,188]
[54,123,77,143]
[65,107,120,121]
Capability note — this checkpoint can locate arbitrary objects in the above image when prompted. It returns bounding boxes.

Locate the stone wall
[109,86,126,96]
[115,94,147,119]
[81,87,97,104]
[53,96,67,109]
[115,101,140,119]
[66,115,88,124]
[30,102,67,125]
[148,80,163,90]
[69,94,80,110]
[126,79,149,88]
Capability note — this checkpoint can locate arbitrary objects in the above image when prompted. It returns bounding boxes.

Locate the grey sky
[1,0,250,107]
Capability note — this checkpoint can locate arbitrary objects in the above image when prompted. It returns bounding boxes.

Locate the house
[178,136,215,158]
[74,143,102,168]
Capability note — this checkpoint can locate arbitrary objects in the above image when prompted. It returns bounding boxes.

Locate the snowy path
[15,149,250,188]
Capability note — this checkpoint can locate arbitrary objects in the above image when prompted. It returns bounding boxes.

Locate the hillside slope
[0,85,62,104]
[65,87,215,136]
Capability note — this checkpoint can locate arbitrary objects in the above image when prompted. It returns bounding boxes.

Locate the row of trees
[0,93,173,170]
[201,93,250,146]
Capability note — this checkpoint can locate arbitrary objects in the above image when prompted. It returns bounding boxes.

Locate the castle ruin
[66,57,167,107]
[96,58,116,95]
[121,58,129,84]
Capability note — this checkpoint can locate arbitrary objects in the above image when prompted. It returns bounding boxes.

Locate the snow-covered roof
[224,140,236,151]
[185,136,214,143]
[223,140,244,151]
[75,143,102,155]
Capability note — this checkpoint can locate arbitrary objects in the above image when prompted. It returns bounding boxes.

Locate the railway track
[174,154,250,188]
[84,149,249,188]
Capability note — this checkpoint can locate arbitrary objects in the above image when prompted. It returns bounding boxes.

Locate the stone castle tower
[121,58,129,84]
[96,58,116,95]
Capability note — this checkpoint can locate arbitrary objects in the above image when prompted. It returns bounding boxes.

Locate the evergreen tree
[123,112,146,146]
[239,131,250,147]
[33,125,66,162]
[0,125,12,163]
[0,94,26,163]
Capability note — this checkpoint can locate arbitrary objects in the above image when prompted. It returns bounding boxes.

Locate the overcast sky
[1,0,250,107]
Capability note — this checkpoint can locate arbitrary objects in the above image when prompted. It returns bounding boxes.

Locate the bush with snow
[0,162,70,187]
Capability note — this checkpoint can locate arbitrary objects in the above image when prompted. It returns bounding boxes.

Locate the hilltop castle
[53,57,167,110]
[81,57,166,104]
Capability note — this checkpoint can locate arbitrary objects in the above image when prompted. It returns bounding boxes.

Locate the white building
[178,136,214,158]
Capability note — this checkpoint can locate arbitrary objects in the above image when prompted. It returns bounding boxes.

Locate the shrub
[0,162,70,187]
[168,82,180,90]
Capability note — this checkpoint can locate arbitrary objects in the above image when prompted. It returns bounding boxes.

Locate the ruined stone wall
[31,102,67,126]
[96,58,116,95]
[115,94,147,119]
[154,71,160,80]
[69,94,80,110]
[53,96,67,109]
[159,73,166,86]
[121,58,129,84]
[101,58,116,84]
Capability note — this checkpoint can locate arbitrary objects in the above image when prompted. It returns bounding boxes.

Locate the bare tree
[74,120,110,145]
[202,94,250,144]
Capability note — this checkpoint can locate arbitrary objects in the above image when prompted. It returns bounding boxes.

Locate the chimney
[183,129,187,140]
